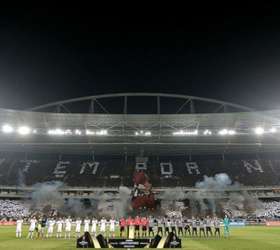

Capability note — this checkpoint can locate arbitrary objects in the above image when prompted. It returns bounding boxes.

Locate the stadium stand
[0,199,30,219]
[0,154,279,187]
[256,201,280,218]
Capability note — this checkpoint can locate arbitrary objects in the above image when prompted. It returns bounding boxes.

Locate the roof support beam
[123,96,127,114]
[89,99,95,113]
[29,92,254,113]
[176,99,190,114]
[190,99,195,114]
[157,96,160,115]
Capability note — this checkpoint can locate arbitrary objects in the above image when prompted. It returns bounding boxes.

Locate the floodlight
[254,127,264,135]
[218,129,235,136]
[2,124,14,133]
[75,129,82,135]
[228,130,236,135]
[269,127,277,133]
[95,129,107,135]
[173,130,198,136]
[64,129,72,135]
[86,129,95,135]
[18,126,31,135]
[203,129,212,135]
[47,128,71,135]
[218,129,228,135]
[135,130,151,136]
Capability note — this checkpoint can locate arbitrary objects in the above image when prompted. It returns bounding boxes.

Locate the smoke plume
[29,182,131,218]
[159,173,262,217]
[30,181,64,210]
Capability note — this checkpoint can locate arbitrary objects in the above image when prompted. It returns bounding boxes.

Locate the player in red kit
[126,216,134,238]
[134,216,141,238]
[119,218,126,238]
[141,217,148,237]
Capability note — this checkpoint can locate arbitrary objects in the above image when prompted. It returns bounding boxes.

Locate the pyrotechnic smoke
[158,187,188,211]
[223,191,263,217]
[17,168,26,187]
[30,181,64,210]
[96,186,131,217]
[195,173,233,189]
[27,173,262,218]
[30,181,90,216]
[29,181,131,218]
[159,173,262,217]
[191,173,236,215]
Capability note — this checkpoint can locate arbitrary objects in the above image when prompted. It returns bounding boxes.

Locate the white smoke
[29,182,131,218]
[17,168,26,187]
[158,187,188,211]
[195,173,233,189]
[159,173,262,217]
[28,173,262,218]
[30,181,64,210]
[97,186,131,218]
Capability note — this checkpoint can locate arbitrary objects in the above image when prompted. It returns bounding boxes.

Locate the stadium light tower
[1,124,14,133]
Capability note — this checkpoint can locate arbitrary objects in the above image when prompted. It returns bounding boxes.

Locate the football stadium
[0,93,280,249]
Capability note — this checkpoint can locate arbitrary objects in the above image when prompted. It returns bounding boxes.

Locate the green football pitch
[0,226,280,250]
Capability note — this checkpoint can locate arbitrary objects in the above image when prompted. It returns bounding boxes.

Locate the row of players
[16,215,230,239]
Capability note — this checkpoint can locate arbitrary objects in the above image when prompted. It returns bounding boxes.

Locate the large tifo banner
[266,221,280,226]
[0,221,16,226]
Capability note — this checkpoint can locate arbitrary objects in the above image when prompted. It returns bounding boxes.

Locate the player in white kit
[99,217,107,236]
[109,216,116,238]
[56,218,63,238]
[84,217,91,233]
[27,217,37,239]
[213,217,221,237]
[16,218,23,238]
[205,216,213,237]
[64,216,72,239]
[91,217,98,236]
[75,218,82,238]
[46,218,56,238]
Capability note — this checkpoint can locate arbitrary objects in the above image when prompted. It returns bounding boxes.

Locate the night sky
[1,6,280,110]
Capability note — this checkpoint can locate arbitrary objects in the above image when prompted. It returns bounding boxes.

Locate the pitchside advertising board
[77,233,182,248]
[0,221,16,226]
[229,221,246,227]
[108,239,151,248]
[266,221,280,226]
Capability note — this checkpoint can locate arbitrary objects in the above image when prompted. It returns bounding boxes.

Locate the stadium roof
[0,93,280,155]
[28,93,254,114]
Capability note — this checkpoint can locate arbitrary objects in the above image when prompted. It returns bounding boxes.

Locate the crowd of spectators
[1,198,280,222]
[255,201,280,219]
[0,199,30,219]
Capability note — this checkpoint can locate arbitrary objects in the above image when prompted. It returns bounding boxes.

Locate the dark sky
[1,6,280,110]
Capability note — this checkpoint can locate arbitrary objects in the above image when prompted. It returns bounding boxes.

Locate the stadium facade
[0,93,280,201]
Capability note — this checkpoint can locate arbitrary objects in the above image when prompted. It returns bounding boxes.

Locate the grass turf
[0,226,280,249]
